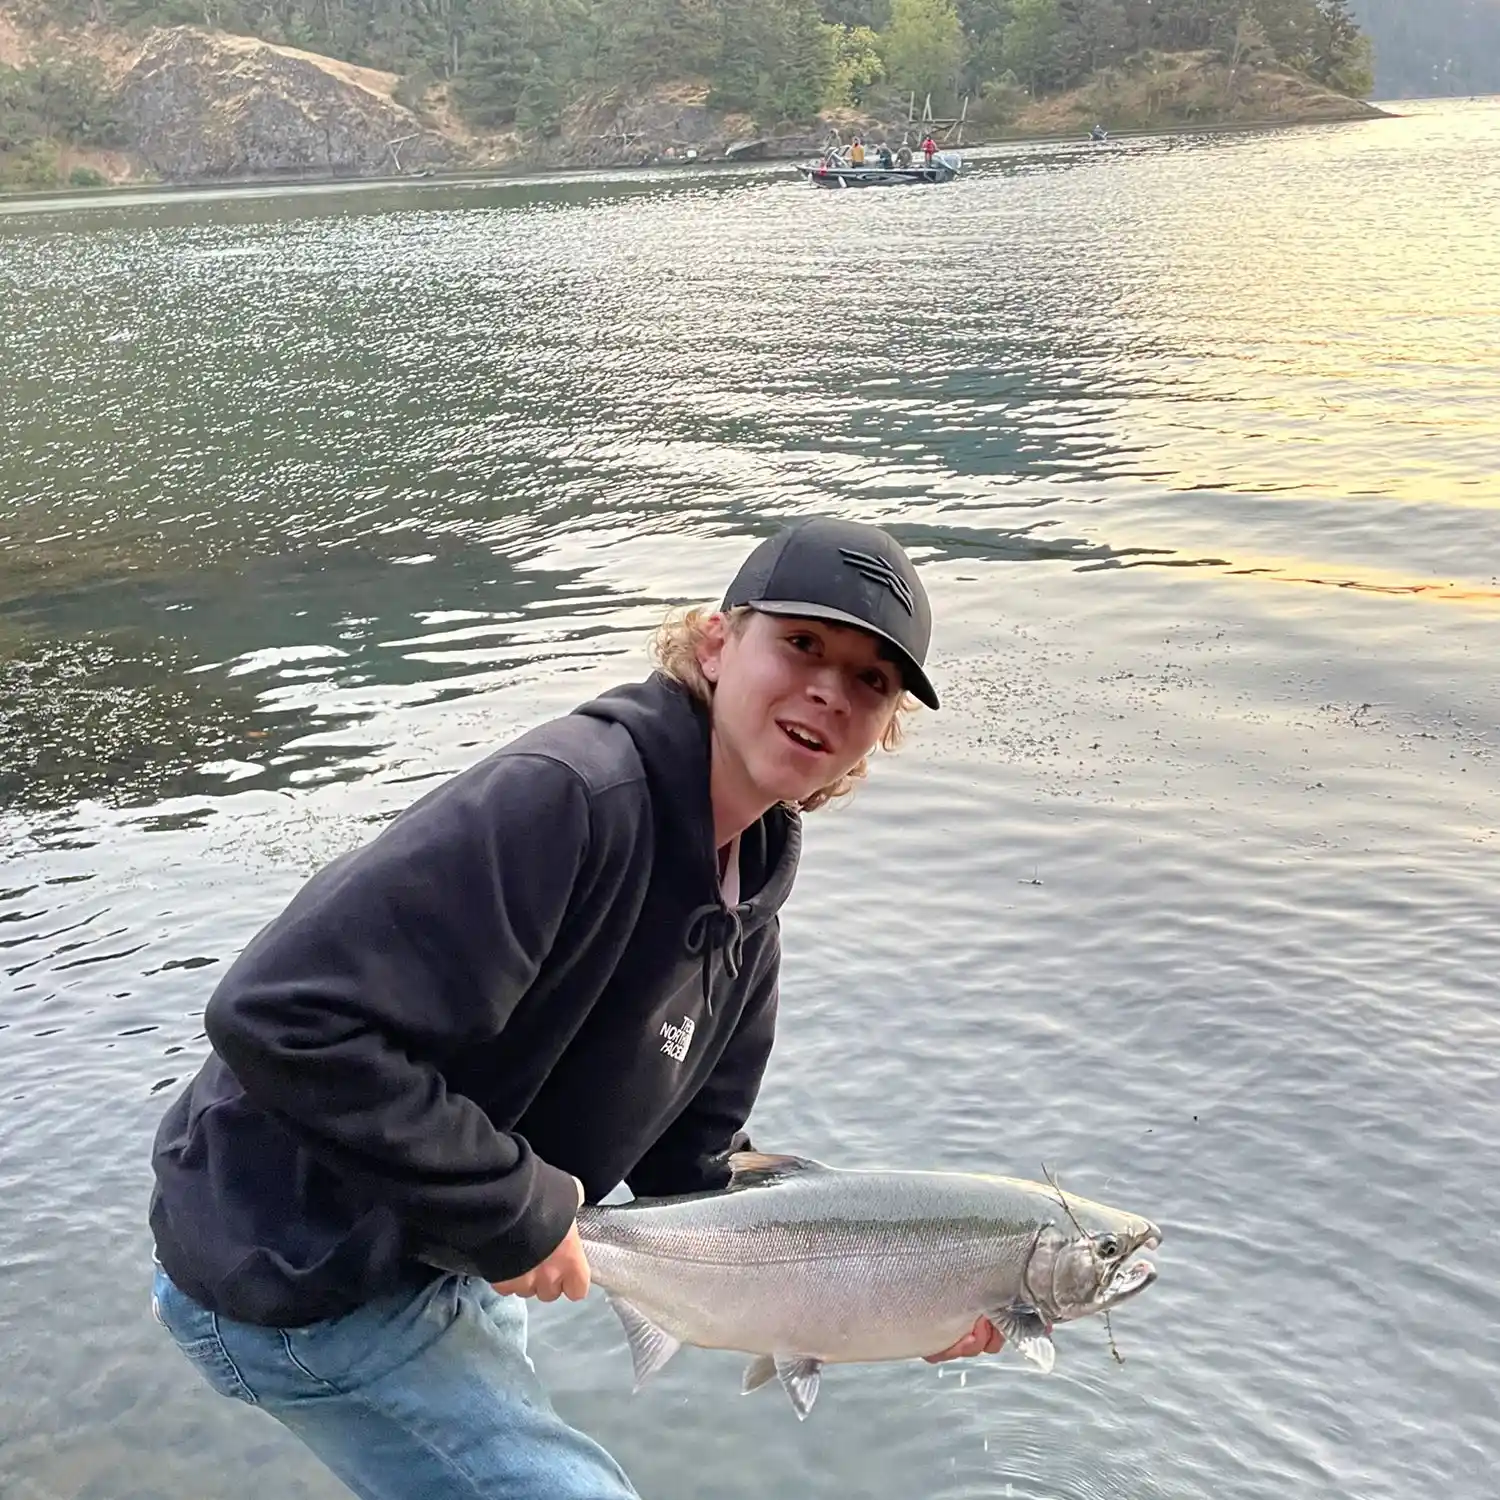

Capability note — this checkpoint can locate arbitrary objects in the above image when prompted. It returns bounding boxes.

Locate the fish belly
[587,1243,986,1364]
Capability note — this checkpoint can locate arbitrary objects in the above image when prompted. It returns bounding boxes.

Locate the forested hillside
[10,0,1375,134]
[1,0,1382,189]
[1351,0,1500,97]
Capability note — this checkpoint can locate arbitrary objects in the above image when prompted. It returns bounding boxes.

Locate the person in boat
[921,134,938,166]
[850,137,866,167]
[876,142,894,170]
[896,139,914,168]
[145,519,1001,1500]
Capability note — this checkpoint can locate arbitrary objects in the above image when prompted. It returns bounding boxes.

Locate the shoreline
[1,104,1397,206]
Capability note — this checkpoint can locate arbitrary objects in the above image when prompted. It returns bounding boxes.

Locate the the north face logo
[660,1015,696,1063]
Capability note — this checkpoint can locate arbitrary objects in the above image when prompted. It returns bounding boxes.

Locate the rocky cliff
[117,29,455,182]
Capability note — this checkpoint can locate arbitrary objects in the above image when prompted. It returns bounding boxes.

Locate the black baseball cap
[722,518,939,709]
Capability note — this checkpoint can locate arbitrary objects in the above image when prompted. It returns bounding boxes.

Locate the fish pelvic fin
[726,1151,831,1190]
[606,1295,682,1390]
[991,1303,1056,1374]
[741,1353,778,1394]
[774,1355,823,1420]
[740,1350,824,1418]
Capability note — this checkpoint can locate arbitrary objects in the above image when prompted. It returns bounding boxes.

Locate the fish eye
[1094,1233,1122,1260]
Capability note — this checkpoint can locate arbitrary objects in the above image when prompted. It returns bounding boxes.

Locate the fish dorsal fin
[726,1151,831,1190]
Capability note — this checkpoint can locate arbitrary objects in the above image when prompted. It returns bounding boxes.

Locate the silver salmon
[577,1151,1161,1419]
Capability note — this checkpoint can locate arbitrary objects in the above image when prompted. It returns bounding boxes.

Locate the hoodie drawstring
[684,902,747,1016]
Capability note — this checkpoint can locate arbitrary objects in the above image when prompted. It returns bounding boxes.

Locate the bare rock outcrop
[116,29,456,182]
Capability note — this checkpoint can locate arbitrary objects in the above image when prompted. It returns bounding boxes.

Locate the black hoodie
[148,674,800,1327]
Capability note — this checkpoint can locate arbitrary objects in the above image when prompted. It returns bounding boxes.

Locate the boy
[148,517,999,1498]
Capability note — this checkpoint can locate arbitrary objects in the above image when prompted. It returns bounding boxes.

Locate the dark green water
[2,100,1498,1500]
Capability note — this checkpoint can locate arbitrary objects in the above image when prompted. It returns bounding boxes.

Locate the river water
[2,98,1497,1500]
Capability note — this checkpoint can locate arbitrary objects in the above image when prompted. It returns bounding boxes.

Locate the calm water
[3,98,1499,1500]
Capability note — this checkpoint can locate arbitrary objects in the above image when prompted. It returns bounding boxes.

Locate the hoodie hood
[576,674,801,1010]
[575,672,801,930]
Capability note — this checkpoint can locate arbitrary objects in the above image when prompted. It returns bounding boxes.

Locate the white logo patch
[660,1015,696,1063]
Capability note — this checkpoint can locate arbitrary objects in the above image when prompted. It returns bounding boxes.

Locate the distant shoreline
[0,106,1400,207]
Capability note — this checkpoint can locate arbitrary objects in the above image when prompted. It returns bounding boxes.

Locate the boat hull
[796,162,959,189]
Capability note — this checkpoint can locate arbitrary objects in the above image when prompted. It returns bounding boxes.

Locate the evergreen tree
[451,0,533,125]
[1308,0,1371,92]
[778,4,838,118]
[818,0,892,27]
[1000,0,1064,93]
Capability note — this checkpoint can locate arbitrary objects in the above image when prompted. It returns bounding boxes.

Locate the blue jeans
[151,1264,640,1500]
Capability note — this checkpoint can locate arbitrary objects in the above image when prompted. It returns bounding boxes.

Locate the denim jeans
[151,1263,641,1500]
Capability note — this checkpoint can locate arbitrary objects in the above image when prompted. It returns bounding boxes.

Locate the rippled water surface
[3,99,1498,1500]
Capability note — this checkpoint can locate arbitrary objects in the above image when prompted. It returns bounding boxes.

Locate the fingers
[490,1272,537,1297]
[922,1331,982,1364]
[516,1262,590,1304]
[562,1257,591,1302]
[922,1316,1004,1364]
[491,1237,591,1303]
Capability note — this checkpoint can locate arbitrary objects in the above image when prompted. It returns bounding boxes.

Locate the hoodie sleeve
[203,751,618,1282]
[626,949,780,1198]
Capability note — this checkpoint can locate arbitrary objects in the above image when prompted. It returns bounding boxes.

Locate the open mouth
[1102,1257,1158,1304]
[777,721,830,754]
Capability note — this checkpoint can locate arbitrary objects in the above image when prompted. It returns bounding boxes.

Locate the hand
[491,1178,591,1303]
[923,1316,1006,1364]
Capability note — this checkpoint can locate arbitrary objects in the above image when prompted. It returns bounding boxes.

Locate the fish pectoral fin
[606,1296,682,1390]
[991,1304,1057,1374]
[773,1355,824,1420]
[726,1151,832,1190]
[742,1353,779,1394]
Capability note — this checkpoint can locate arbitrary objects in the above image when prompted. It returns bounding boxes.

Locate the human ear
[697,612,729,683]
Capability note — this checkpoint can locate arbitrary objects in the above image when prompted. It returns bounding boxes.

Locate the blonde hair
[650,605,915,814]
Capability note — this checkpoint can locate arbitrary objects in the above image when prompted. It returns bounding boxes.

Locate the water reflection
[0,535,670,814]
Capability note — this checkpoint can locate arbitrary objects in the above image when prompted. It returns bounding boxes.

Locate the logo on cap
[839,548,915,616]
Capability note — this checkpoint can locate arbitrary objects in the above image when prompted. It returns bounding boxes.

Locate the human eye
[860,667,894,695]
[785,631,819,653]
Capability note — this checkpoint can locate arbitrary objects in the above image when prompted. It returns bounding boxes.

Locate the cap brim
[744,599,940,710]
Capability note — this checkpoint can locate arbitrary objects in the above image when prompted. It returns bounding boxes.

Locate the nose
[805,664,850,715]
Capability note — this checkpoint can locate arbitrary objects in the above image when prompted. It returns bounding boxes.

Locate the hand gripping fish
[577,1151,1162,1419]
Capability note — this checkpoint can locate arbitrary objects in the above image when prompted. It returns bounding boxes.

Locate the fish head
[1026,1191,1162,1325]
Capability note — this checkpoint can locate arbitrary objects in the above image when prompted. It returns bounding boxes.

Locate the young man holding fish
[148,517,1000,1498]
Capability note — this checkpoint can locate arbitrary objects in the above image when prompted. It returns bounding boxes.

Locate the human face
[698,610,903,834]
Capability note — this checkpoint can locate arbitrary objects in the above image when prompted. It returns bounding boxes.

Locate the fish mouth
[1101,1256,1157,1305]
